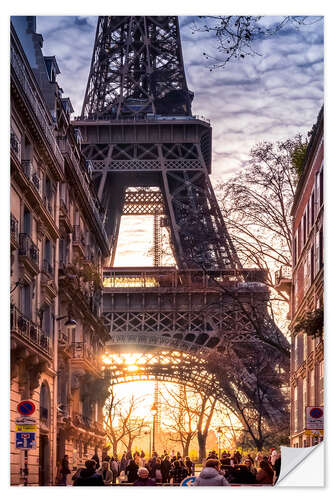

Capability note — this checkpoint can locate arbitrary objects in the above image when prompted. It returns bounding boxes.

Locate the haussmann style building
[289,107,324,447]
[10,16,110,485]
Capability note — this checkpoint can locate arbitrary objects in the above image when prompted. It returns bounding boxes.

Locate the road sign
[180,476,196,486]
[16,416,36,424]
[16,424,37,432]
[16,432,36,449]
[17,400,36,416]
[306,406,324,430]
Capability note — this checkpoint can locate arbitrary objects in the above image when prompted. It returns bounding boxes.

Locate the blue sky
[36,15,324,180]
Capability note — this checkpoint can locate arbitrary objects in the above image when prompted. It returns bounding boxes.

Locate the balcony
[71,341,101,375]
[275,265,292,295]
[10,304,52,357]
[10,131,21,161]
[43,196,54,218]
[73,225,86,257]
[21,160,42,197]
[42,259,54,276]
[59,198,72,232]
[57,137,109,253]
[18,233,39,275]
[72,413,105,436]
[10,37,64,175]
[10,214,18,249]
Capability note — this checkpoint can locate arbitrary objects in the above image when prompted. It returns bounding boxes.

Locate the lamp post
[217,427,223,459]
[151,403,157,454]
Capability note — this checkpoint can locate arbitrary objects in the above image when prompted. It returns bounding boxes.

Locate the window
[311,191,315,226]
[293,236,297,266]
[296,333,304,367]
[310,245,314,284]
[303,378,307,427]
[303,214,307,246]
[40,382,50,426]
[23,208,31,235]
[319,227,323,269]
[319,361,324,405]
[21,284,31,319]
[310,369,315,405]
[319,168,323,208]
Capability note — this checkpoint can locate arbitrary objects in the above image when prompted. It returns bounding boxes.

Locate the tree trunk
[197,432,206,463]
[112,442,118,457]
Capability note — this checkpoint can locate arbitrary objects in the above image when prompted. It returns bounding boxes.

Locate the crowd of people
[56,447,281,486]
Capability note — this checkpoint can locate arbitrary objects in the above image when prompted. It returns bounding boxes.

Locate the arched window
[40,382,50,427]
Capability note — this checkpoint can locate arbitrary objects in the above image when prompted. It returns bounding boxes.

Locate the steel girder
[81,16,192,119]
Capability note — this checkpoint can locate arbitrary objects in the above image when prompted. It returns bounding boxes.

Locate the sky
[35,16,324,266]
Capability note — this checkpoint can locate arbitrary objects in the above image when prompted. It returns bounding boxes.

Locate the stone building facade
[10,17,109,485]
[289,107,324,447]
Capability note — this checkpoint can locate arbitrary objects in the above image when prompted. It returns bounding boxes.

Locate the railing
[43,196,54,216]
[19,233,39,267]
[42,259,54,276]
[10,304,52,355]
[60,198,68,214]
[73,114,211,124]
[10,40,64,172]
[58,138,108,244]
[21,160,42,195]
[10,131,21,160]
[103,267,267,289]
[10,214,18,242]
[72,342,99,369]
[275,265,292,286]
[72,413,104,434]
[73,225,85,247]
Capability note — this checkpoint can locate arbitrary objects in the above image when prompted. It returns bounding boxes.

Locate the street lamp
[217,426,223,459]
[151,402,157,455]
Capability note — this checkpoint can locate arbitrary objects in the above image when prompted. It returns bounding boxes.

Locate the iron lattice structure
[82,16,193,119]
[76,17,288,415]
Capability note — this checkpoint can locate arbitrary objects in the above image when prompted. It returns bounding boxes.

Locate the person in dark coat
[73,460,104,486]
[169,460,188,484]
[133,467,156,486]
[126,459,139,483]
[185,456,194,476]
[60,455,71,485]
[161,455,171,483]
[91,452,100,470]
[273,453,281,484]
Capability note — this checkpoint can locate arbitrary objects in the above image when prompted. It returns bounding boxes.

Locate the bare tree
[104,389,146,456]
[207,343,289,451]
[192,16,322,70]
[216,136,305,300]
[195,393,217,462]
[160,384,198,457]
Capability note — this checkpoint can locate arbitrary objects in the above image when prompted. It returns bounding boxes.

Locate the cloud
[36,15,323,183]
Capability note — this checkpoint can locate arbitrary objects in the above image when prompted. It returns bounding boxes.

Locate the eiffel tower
[74,16,288,406]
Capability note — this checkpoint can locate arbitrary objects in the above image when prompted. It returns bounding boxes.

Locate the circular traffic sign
[310,407,323,419]
[17,400,36,416]
[180,476,196,486]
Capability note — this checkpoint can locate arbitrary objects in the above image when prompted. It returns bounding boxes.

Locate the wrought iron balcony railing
[20,160,42,195]
[18,233,39,267]
[10,214,18,243]
[43,196,54,216]
[10,40,64,172]
[275,265,292,286]
[42,259,54,276]
[72,413,105,435]
[10,131,21,160]
[73,225,86,247]
[57,137,108,245]
[10,304,52,356]
[71,341,99,369]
